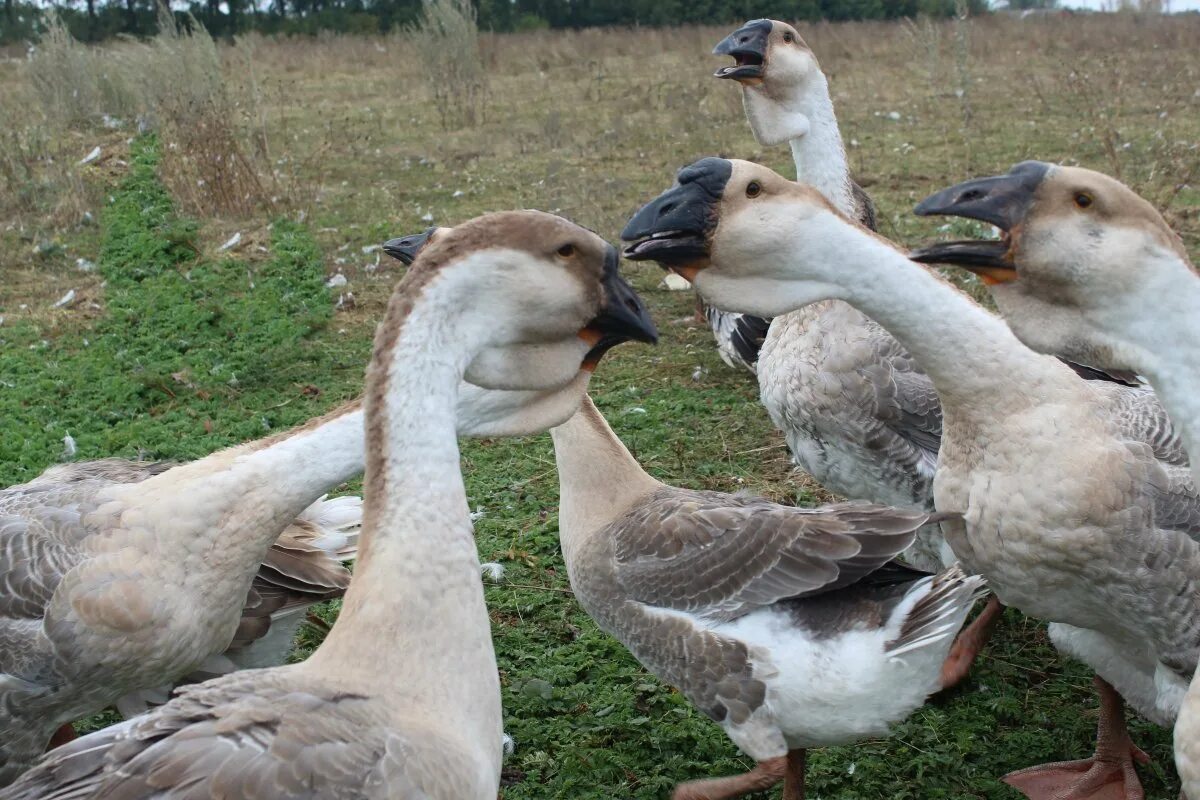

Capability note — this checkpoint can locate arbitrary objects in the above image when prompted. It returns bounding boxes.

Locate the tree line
[2,0,1062,45]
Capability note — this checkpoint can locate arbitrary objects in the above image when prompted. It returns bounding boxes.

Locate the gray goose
[708,20,1142,685]
[0,210,658,800]
[550,395,982,800]
[0,453,361,784]
[623,157,1197,800]
[914,161,1200,799]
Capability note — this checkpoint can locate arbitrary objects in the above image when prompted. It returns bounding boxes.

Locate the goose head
[622,157,854,318]
[383,227,443,265]
[911,161,1191,368]
[383,212,657,434]
[713,19,823,146]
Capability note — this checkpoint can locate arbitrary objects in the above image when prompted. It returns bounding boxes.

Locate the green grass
[0,135,366,484]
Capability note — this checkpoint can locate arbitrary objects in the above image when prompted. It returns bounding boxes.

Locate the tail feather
[298,494,362,560]
[704,306,771,373]
[886,565,987,660]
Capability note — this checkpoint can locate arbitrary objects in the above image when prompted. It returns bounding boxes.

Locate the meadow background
[1,5,1199,798]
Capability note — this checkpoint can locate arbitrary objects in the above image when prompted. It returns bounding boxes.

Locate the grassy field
[2,11,1200,799]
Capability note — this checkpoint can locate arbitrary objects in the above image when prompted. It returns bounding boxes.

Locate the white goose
[913,162,1200,798]
[623,157,1197,800]
[551,394,982,800]
[0,210,658,800]
[702,20,877,377]
[0,223,651,785]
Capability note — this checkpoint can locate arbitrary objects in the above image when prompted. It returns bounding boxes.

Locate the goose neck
[311,270,500,754]
[786,220,1068,415]
[550,397,659,559]
[783,80,853,214]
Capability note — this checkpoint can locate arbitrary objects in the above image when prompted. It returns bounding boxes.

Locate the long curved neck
[745,73,853,214]
[1106,256,1200,484]
[776,217,1072,417]
[312,272,499,753]
[550,397,660,560]
[785,79,853,215]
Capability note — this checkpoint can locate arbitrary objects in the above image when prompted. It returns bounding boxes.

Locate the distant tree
[1005,0,1057,8]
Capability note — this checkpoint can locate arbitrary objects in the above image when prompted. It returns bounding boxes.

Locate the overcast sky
[1061,0,1200,8]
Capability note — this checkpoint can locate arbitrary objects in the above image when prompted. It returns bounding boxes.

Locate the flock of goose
[0,15,1196,800]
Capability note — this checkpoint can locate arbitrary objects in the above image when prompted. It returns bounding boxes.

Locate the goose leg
[46,722,76,750]
[672,755,787,800]
[1003,676,1149,800]
[781,749,805,800]
[940,595,1004,689]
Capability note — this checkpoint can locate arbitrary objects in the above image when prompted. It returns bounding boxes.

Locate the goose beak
[620,157,732,281]
[713,19,770,83]
[383,227,437,265]
[579,245,658,371]
[910,162,1052,285]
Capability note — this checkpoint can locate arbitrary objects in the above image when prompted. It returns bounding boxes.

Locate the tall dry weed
[11,5,278,219]
[403,0,487,130]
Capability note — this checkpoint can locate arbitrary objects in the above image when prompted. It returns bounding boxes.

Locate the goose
[1,458,362,726]
[550,394,983,800]
[911,162,1200,799]
[622,157,1197,800]
[711,20,959,585]
[708,23,1138,684]
[0,227,650,786]
[0,209,659,800]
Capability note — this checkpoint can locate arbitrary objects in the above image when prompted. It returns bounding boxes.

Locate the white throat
[1098,254,1200,486]
[743,71,853,214]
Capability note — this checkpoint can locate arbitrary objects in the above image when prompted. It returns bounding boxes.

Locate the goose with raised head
[913,162,1200,799]
[623,157,1198,800]
[0,225,651,787]
[0,210,658,800]
[550,394,983,800]
[710,20,954,576]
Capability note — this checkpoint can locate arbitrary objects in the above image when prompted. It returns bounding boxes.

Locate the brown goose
[914,162,1200,800]
[0,223,651,785]
[0,210,658,800]
[623,156,1197,800]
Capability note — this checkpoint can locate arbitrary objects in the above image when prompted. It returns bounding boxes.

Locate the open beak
[620,157,732,281]
[713,19,770,82]
[383,227,437,265]
[910,162,1051,286]
[579,244,658,371]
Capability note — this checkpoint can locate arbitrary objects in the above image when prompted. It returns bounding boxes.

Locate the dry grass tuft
[403,0,487,130]
[4,5,277,221]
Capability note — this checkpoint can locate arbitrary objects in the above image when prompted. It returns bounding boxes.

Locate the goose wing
[610,489,931,621]
[0,674,460,800]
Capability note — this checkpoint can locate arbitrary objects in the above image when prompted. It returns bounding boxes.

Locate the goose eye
[1074,192,1094,209]
[783,32,794,43]
[557,243,576,258]
[746,181,762,199]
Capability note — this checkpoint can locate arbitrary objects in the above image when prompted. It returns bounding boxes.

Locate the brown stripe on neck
[245,397,364,452]
[361,257,446,511]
